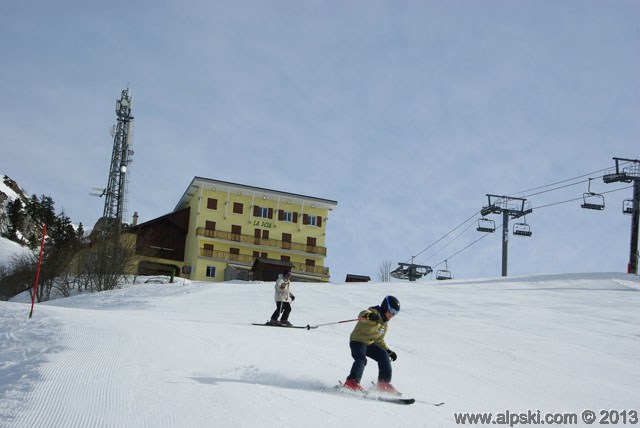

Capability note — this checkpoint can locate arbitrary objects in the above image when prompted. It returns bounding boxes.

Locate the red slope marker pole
[29,224,47,319]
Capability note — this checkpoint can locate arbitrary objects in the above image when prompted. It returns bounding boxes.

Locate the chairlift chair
[581,178,605,211]
[436,260,453,280]
[513,222,532,237]
[581,193,605,210]
[623,199,634,215]
[436,269,453,280]
[477,217,496,233]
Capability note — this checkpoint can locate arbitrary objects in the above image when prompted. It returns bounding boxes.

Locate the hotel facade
[130,177,338,282]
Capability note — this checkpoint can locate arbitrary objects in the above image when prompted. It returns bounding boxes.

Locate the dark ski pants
[347,341,392,383]
[270,301,291,322]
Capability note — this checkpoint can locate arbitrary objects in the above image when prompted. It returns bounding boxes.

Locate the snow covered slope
[0,237,32,268]
[1,273,639,428]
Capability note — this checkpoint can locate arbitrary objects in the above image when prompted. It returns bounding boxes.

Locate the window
[254,205,273,219]
[233,202,243,214]
[282,233,292,250]
[279,210,297,223]
[281,255,291,262]
[206,266,216,278]
[304,214,319,226]
[254,229,268,244]
[203,244,214,257]
[231,225,242,241]
[205,221,216,230]
[207,198,218,210]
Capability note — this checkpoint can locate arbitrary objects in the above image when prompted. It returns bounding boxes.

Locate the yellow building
[132,177,338,282]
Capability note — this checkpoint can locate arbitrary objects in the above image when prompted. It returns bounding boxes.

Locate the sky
[1,1,640,282]
[2,272,639,427]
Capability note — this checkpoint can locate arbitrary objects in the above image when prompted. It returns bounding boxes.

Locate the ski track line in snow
[0,305,63,426]
[6,308,177,428]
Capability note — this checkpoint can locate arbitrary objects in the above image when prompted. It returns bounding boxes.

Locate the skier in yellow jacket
[343,296,401,395]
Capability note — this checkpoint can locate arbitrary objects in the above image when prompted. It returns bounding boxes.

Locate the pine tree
[5,199,25,242]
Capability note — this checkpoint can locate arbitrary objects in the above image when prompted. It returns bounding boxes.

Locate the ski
[415,399,445,406]
[366,381,443,406]
[333,382,415,405]
[251,322,317,330]
[373,396,415,405]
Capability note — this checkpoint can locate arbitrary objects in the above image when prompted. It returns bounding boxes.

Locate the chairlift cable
[432,226,500,268]
[531,185,633,210]
[421,220,477,262]
[431,185,633,268]
[401,163,634,277]
[408,210,481,261]
[510,162,632,197]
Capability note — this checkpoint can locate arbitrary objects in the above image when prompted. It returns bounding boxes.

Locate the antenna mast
[102,88,134,233]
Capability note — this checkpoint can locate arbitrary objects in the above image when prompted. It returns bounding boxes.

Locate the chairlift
[513,222,532,237]
[581,178,605,211]
[390,262,432,281]
[436,260,453,280]
[623,199,634,215]
[477,217,496,233]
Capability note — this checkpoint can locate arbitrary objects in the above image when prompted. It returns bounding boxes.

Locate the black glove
[364,311,380,322]
[387,349,397,361]
[290,294,295,301]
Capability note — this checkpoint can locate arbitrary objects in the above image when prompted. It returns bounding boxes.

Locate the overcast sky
[1,0,639,281]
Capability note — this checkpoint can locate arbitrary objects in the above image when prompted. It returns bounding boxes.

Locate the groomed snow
[1,272,639,428]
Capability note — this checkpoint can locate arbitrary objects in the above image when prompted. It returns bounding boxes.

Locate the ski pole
[305,318,361,330]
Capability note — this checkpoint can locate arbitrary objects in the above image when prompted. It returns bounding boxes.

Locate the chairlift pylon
[581,178,605,211]
[477,217,496,233]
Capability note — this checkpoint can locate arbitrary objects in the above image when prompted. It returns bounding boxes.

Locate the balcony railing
[196,227,327,256]
[199,248,329,276]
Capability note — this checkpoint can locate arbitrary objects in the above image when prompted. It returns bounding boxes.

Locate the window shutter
[317,216,322,227]
[253,205,260,216]
[268,208,273,219]
[293,212,298,223]
[303,214,309,225]
[278,210,283,221]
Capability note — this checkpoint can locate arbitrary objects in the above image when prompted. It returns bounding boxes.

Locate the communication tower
[100,88,135,235]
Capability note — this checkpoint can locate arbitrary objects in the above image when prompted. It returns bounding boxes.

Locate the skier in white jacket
[268,270,295,326]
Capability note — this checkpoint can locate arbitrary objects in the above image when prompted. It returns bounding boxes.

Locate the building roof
[174,176,338,212]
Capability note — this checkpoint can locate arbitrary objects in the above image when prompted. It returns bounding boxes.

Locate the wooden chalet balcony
[199,248,329,276]
[196,227,327,256]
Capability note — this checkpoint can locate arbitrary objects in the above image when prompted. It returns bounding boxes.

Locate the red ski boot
[376,381,401,396]
[343,379,365,392]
